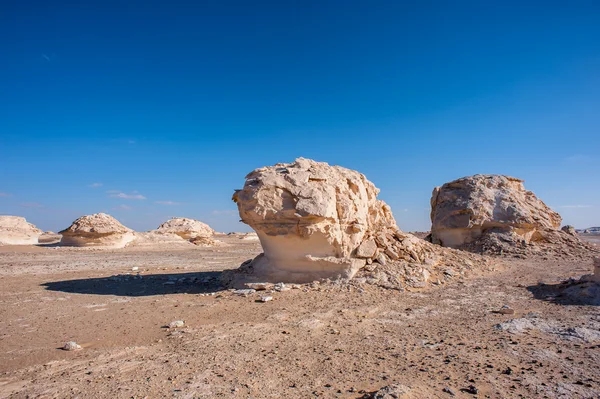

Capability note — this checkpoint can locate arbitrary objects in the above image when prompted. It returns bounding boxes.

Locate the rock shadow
[42,271,225,297]
[527,280,600,306]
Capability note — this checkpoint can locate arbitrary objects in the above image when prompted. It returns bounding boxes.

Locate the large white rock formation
[0,216,43,245]
[232,158,464,283]
[430,175,562,248]
[154,217,214,240]
[59,213,136,248]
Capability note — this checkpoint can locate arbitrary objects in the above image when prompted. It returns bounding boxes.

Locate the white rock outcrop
[230,158,485,285]
[59,213,136,248]
[0,216,43,245]
[430,175,562,249]
[155,217,213,239]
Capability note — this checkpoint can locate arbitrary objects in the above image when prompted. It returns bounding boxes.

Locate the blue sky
[1,1,599,232]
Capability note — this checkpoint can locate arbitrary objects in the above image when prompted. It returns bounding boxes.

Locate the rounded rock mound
[429,174,587,255]
[154,217,215,245]
[0,216,43,245]
[229,158,489,285]
[59,213,135,248]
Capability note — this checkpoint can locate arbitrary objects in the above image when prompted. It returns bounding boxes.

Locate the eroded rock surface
[229,158,490,285]
[155,218,214,240]
[0,216,43,245]
[429,175,575,255]
[59,213,136,248]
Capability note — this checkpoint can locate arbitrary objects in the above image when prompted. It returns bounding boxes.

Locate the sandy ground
[0,236,599,398]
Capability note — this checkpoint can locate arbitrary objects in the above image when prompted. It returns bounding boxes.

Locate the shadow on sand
[42,271,226,297]
[527,280,600,306]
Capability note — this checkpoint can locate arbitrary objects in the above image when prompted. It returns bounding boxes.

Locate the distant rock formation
[154,217,217,246]
[229,158,490,286]
[59,213,136,248]
[0,216,43,245]
[430,175,561,248]
[429,175,596,257]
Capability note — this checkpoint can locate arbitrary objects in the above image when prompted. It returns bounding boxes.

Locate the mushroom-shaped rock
[0,216,43,245]
[59,213,136,248]
[154,217,214,240]
[232,158,418,282]
[430,175,562,249]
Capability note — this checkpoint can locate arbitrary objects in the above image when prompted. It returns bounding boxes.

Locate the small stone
[259,296,273,302]
[497,305,515,315]
[356,239,377,258]
[461,385,478,395]
[62,341,82,351]
[131,266,139,271]
[245,282,273,291]
[442,387,456,396]
[233,289,256,296]
[376,252,388,266]
[168,320,185,328]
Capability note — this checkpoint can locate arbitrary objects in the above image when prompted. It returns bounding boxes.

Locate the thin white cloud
[88,182,103,188]
[211,210,238,216]
[558,205,592,209]
[19,202,43,208]
[113,204,132,211]
[0,192,11,197]
[564,155,594,164]
[155,201,181,205]
[127,140,136,144]
[42,54,51,62]
[109,192,146,200]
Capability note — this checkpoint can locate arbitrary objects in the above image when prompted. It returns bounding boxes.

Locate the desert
[1,160,599,399]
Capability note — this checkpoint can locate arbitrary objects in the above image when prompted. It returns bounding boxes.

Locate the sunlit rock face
[154,217,214,240]
[59,213,136,248]
[232,158,401,282]
[430,174,562,249]
[0,216,43,245]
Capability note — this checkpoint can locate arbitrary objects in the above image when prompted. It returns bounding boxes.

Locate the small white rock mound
[59,213,136,248]
[230,158,489,285]
[0,216,43,245]
[430,175,562,250]
[155,217,213,239]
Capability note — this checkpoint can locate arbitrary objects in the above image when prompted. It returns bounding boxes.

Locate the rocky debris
[239,232,259,241]
[168,320,185,328]
[561,225,577,236]
[62,341,82,351]
[442,387,456,396]
[0,216,43,245]
[259,295,273,302]
[594,257,600,283]
[227,158,493,287]
[245,282,274,291]
[59,213,136,248]
[155,217,213,240]
[38,231,62,245]
[461,385,479,395]
[370,383,411,398]
[494,313,600,342]
[430,175,595,257]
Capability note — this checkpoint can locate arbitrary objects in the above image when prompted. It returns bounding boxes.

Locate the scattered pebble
[233,289,256,296]
[259,296,273,302]
[131,266,139,271]
[496,305,515,315]
[62,341,82,351]
[442,386,456,396]
[168,320,185,328]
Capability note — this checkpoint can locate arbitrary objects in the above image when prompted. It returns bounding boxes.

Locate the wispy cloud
[155,200,181,205]
[108,192,146,200]
[127,140,136,145]
[88,182,103,188]
[211,209,238,216]
[19,202,43,208]
[564,154,594,164]
[0,192,11,197]
[41,54,51,62]
[558,205,592,209]
[113,204,132,211]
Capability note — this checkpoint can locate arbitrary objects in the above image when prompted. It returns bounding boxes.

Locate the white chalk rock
[59,213,136,248]
[0,216,43,245]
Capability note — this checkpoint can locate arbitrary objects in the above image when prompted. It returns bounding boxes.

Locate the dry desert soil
[0,235,599,399]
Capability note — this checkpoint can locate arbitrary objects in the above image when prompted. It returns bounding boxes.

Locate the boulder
[430,175,561,249]
[0,216,43,245]
[561,225,577,236]
[154,217,214,240]
[59,213,136,248]
[230,158,488,285]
